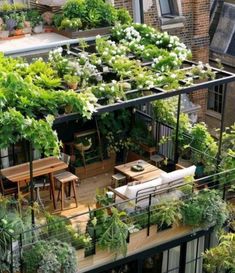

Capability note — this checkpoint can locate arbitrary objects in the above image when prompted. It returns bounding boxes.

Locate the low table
[114,160,162,182]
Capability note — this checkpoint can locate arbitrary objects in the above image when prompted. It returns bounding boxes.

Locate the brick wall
[114,0,210,121]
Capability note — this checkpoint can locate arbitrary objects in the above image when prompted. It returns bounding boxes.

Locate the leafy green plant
[96,189,114,207]
[64,74,80,87]
[182,190,229,229]
[151,200,183,230]
[60,17,82,30]
[45,213,91,250]
[22,240,77,273]
[97,208,128,257]
[25,9,42,28]
[117,8,132,24]
[63,0,86,20]
[203,232,235,273]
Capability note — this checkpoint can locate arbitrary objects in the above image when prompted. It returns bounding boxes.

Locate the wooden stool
[112,173,126,188]
[54,171,79,210]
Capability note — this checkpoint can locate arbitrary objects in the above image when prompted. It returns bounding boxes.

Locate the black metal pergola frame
[4,39,235,226]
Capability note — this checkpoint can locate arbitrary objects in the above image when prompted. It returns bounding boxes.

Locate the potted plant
[182,190,229,230]
[64,74,80,90]
[0,24,9,39]
[74,137,92,152]
[26,10,43,34]
[151,200,183,231]
[22,240,78,273]
[23,20,31,34]
[97,208,129,258]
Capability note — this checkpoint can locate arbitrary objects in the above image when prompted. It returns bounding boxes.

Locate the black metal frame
[2,37,235,232]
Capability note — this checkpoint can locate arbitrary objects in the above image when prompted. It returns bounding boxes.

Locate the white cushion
[115,185,127,196]
[160,165,196,185]
[124,178,162,200]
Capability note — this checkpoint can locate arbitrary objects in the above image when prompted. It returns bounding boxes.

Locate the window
[207,85,223,113]
[159,0,178,16]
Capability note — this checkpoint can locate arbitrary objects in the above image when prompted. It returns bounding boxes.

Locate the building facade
[208,0,235,136]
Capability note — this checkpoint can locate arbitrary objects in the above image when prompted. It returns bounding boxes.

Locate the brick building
[208,0,235,136]
[113,0,211,121]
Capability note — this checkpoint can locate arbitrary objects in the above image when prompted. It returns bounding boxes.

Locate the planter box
[74,153,116,179]
[76,224,192,272]
[126,151,143,162]
[54,26,112,39]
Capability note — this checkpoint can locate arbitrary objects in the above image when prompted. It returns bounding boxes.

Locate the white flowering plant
[96,36,129,65]
[190,62,216,80]
[87,80,131,104]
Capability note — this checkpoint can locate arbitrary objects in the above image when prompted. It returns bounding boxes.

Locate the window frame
[159,0,178,17]
[207,85,224,114]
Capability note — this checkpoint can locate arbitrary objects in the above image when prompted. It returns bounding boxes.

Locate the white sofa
[113,165,196,206]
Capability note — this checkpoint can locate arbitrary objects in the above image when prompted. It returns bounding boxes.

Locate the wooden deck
[40,171,113,219]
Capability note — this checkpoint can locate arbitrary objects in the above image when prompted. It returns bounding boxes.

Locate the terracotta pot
[67,82,78,90]
[14,29,24,36]
[65,105,73,114]
[24,21,31,28]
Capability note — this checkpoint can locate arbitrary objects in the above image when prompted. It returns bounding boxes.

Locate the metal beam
[174,94,181,164]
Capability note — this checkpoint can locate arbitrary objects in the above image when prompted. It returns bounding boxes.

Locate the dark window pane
[159,0,171,15]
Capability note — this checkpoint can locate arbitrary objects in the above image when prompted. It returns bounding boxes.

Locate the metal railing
[3,167,235,273]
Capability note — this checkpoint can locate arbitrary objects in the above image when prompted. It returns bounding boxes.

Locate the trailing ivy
[0,109,60,156]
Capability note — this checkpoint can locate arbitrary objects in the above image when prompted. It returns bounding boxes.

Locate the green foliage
[97,208,128,257]
[22,240,77,273]
[96,189,114,207]
[61,0,128,29]
[60,17,82,30]
[0,196,32,272]
[117,8,132,24]
[190,123,218,173]
[63,0,86,20]
[0,109,60,156]
[45,213,91,250]
[182,190,229,229]
[98,109,132,153]
[151,200,183,229]
[203,232,235,273]
[25,9,42,28]
[220,123,235,171]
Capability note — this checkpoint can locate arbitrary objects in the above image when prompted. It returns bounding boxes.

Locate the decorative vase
[23,27,32,34]
[33,25,43,34]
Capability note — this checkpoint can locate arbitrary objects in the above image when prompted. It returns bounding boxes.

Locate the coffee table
[114,160,163,182]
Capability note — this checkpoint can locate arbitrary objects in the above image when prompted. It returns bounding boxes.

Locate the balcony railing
[2,167,235,273]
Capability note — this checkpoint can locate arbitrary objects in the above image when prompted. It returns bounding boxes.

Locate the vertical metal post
[217,84,227,167]
[139,0,144,24]
[10,235,13,273]
[174,94,181,165]
[147,194,152,236]
[28,141,35,226]
[194,238,200,273]
[93,210,97,255]
[19,233,23,273]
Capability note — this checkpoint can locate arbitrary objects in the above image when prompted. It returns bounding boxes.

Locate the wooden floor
[40,171,113,220]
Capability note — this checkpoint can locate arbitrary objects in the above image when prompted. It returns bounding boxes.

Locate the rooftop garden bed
[0,22,234,160]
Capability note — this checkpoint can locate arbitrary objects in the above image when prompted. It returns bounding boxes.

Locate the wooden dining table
[114,159,162,181]
[0,156,68,209]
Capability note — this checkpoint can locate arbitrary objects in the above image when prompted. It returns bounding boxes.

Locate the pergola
[2,37,235,226]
